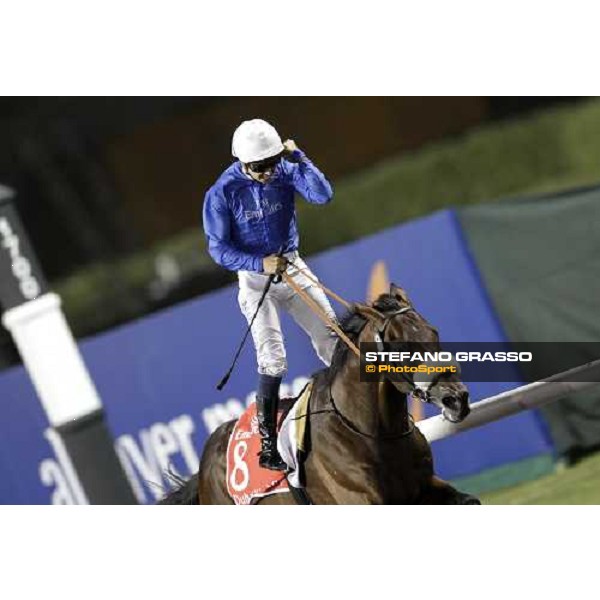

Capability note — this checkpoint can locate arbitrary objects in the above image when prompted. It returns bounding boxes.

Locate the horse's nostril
[442,396,458,408]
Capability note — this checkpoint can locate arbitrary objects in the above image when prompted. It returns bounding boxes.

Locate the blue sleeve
[288,150,333,205]
[202,189,264,272]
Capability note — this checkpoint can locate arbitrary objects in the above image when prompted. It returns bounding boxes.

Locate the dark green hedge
[300,98,600,253]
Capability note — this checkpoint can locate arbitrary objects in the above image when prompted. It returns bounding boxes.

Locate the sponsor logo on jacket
[243,201,283,223]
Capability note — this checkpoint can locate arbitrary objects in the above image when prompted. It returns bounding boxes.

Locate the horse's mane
[316,293,404,387]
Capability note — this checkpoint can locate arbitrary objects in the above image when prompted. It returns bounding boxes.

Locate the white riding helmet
[231,119,284,164]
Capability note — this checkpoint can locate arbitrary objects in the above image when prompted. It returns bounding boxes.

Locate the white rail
[417,359,600,442]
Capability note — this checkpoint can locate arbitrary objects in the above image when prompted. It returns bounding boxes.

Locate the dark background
[0,97,577,280]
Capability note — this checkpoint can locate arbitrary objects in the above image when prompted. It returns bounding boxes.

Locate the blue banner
[0,209,553,503]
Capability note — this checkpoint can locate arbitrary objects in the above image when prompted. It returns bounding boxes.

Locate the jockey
[203,118,338,471]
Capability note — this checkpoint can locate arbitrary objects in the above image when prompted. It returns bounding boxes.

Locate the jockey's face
[246,165,276,184]
[244,154,281,184]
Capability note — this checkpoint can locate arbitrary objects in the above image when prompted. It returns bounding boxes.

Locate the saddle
[226,382,313,505]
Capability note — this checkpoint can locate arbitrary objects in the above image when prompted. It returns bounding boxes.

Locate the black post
[0,185,137,504]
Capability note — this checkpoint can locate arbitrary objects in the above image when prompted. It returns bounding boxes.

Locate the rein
[283,258,354,310]
[281,260,421,440]
[281,268,361,359]
[328,379,416,440]
[288,379,417,441]
[283,258,424,396]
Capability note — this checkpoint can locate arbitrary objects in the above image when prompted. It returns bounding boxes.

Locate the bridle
[372,307,421,395]
[327,302,465,440]
[329,306,421,441]
[279,258,442,439]
[371,306,444,402]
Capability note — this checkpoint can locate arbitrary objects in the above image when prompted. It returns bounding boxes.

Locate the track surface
[482,452,600,504]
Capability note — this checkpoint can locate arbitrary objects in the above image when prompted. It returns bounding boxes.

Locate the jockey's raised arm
[282,142,333,205]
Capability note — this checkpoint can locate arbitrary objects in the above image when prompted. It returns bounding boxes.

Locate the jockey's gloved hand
[263,255,287,275]
[283,139,303,163]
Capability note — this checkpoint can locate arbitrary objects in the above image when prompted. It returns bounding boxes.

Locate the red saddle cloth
[226,401,291,505]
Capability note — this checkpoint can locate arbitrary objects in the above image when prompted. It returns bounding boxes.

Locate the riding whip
[216,247,284,391]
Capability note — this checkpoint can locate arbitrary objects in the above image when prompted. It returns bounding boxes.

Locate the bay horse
[160,283,480,504]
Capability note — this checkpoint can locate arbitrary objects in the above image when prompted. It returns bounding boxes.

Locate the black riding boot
[255,393,287,472]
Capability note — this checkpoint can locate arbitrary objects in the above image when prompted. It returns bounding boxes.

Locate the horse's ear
[352,302,386,328]
[390,283,410,305]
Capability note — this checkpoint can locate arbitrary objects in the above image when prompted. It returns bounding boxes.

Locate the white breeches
[238,254,339,377]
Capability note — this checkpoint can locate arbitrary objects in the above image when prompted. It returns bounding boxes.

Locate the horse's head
[354,283,470,423]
